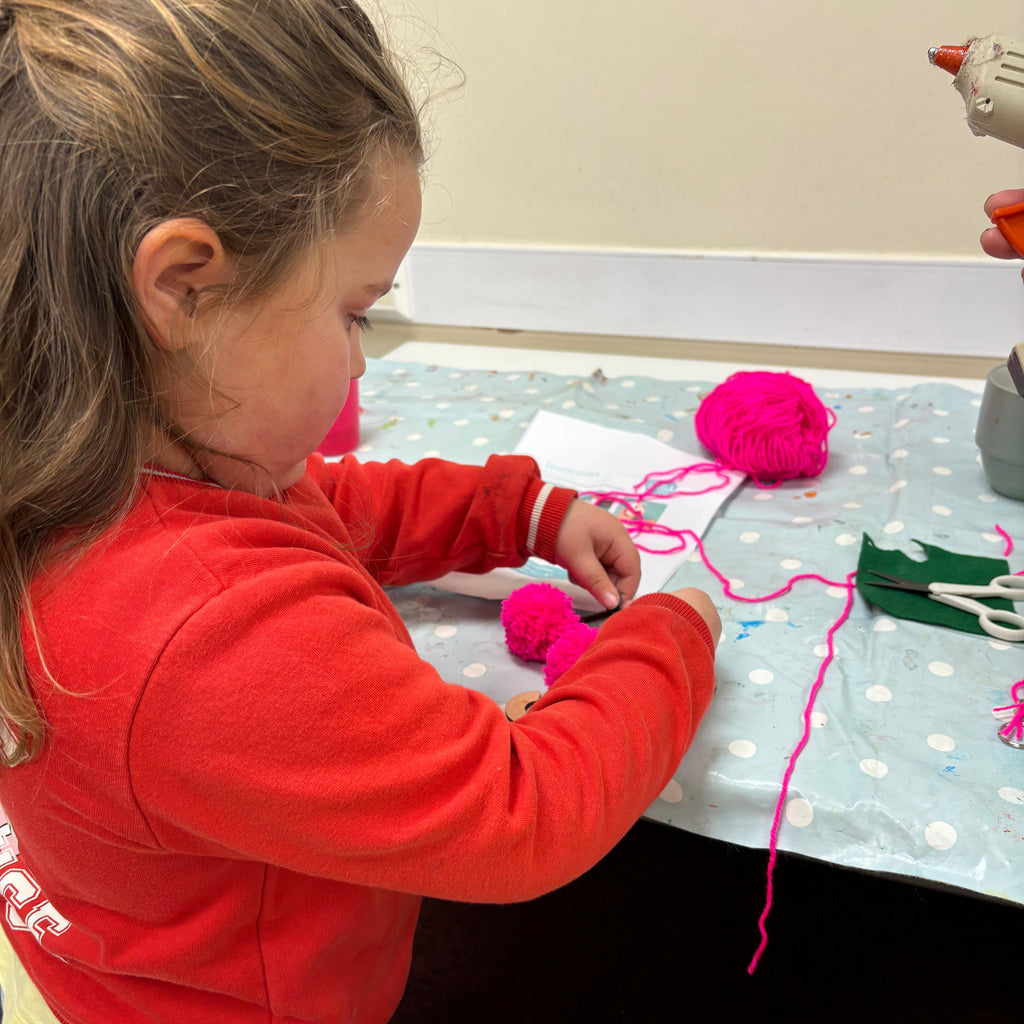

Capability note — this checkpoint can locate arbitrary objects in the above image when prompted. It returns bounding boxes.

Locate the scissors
[865,571,1024,642]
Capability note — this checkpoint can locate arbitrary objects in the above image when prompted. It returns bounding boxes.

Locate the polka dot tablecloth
[350,358,1024,907]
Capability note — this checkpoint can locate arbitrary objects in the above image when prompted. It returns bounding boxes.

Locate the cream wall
[383,0,1024,260]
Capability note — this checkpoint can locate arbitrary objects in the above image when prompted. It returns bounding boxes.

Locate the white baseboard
[384,244,1024,358]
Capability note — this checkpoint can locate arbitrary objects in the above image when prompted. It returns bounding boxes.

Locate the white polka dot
[780,558,802,570]
[858,406,875,413]
[854,430,872,439]
[889,480,907,493]
[873,618,897,632]
[932,437,950,445]
[603,403,619,410]
[836,534,859,546]
[826,586,849,599]
[435,402,451,410]
[891,449,909,459]
[982,532,1002,544]
[739,532,760,544]
[658,779,684,804]
[925,821,958,851]
[657,430,674,444]
[894,418,910,428]
[499,408,516,419]
[524,388,539,395]
[842,502,861,509]
[405,380,421,388]
[866,685,893,702]
[453,419,469,427]
[671,410,690,419]
[561,400,576,410]
[406,433,423,442]
[970,398,981,407]
[883,521,905,535]
[472,437,489,447]
[927,734,956,753]
[810,712,828,729]
[753,492,773,502]
[814,644,829,657]
[989,640,1012,652]
[934,409,950,417]
[859,759,889,779]
[933,466,952,476]
[434,625,458,639]
[932,505,952,517]
[978,493,998,504]
[621,380,637,389]
[728,739,757,758]
[765,607,789,623]
[786,798,814,827]
[928,661,954,677]
[423,450,441,458]
[728,578,745,590]
[643,394,659,403]
[849,465,868,476]
[793,516,813,525]
[999,787,1024,804]
[749,669,774,685]
[462,663,487,679]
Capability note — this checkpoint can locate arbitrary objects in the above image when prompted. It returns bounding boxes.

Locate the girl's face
[162,157,421,494]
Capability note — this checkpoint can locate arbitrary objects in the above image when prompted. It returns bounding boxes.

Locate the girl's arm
[129,571,715,904]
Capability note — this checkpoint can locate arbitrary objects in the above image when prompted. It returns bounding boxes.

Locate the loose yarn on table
[694,371,835,487]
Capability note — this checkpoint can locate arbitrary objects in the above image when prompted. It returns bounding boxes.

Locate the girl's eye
[350,314,373,333]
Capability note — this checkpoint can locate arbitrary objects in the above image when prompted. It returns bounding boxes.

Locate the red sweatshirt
[0,453,715,1024]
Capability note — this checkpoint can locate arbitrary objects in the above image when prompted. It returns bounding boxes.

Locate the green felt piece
[856,534,1012,637]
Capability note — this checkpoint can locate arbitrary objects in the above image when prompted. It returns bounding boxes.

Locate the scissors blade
[863,571,931,593]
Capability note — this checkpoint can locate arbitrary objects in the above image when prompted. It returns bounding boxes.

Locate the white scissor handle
[932,593,1024,641]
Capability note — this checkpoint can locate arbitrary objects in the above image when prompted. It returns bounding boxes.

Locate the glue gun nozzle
[928,44,969,76]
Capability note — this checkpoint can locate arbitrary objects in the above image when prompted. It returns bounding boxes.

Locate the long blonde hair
[0,0,423,764]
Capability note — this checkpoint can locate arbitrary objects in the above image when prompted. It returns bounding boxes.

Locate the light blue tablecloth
[353,357,1023,905]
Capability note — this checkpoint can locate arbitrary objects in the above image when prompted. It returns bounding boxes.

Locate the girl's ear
[132,219,234,351]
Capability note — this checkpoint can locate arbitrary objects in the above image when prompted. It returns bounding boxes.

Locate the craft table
[350,340,1023,909]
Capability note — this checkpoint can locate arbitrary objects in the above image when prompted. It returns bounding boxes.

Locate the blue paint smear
[736,620,765,640]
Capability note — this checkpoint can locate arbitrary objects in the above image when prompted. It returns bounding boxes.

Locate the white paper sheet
[432,410,745,611]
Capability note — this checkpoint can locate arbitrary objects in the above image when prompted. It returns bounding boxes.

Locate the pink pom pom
[501,583,580,662]
[543,622,598,685]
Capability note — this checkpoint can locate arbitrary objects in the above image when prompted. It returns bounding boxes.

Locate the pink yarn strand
[995,523,1014,557]
[746,571,857,974]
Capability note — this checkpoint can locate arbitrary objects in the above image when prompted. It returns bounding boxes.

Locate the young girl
[0,2,720,1021]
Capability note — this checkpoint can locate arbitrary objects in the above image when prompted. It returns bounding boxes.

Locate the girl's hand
[553,500,641,611]
[981,189,1024,260]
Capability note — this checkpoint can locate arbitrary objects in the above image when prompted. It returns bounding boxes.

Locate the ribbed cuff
[516,480,577,563]
[630,593,717,659]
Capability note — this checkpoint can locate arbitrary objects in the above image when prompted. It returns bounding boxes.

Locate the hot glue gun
[930,35,1024,393]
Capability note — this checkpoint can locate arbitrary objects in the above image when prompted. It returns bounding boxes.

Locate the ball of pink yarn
[694,370,833,485]
[500,583,580,663]
[543,622,598,685]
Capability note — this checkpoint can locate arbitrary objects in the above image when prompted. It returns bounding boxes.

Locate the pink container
[318,379,360,456]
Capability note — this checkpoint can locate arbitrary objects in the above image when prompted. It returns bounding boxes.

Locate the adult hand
[981,189,1024,259]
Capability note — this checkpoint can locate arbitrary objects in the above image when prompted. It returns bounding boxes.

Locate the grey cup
[976,362,1024,500]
